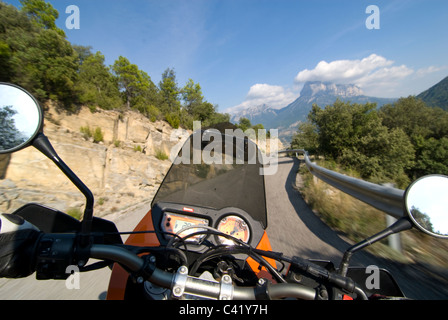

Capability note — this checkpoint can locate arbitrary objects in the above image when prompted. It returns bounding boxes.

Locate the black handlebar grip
[0,214,41,278]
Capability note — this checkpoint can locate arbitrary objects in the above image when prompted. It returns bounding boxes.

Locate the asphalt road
[1,156,447,299]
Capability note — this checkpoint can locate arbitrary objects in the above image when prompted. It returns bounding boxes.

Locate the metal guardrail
[278,149,405,219]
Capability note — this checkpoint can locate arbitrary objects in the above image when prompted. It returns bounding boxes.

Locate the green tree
[76,51,121,111]
[308,100,373,160]
[194,101,216,123]
[73,45,93,65]
[179,78,228,128]
[237,117,252,132]
[0,41,13,81]
[19,0,65,36]
[380,97,434,139]
[412,136,448,177]
[181,79,204,114]
[291,122,319,155]
[208,111,230,125]
[0,2,78,108]
[0,2,40,89]
[0,2,223,128]
[380,96,448,178]
[112,56,158,111]
[0,105,26,150]
[33,29,79,106]
[304,100,415,186]
[159,68,181,114]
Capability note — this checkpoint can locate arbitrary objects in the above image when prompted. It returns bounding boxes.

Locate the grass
[113,140,121,148]
[155,149,169,160]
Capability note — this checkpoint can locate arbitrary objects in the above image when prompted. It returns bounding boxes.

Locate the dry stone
[1,105,187,218]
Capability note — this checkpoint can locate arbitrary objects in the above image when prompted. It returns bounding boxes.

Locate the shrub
[155,149,169,160]
[165,112,180,129]
[80,126,104,143]
[93,127,104,143]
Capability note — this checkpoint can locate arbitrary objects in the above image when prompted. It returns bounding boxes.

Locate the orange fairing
[246,231,278,283]
[106,264,130,300]
[124,210,161,247]
[106,209,159,300]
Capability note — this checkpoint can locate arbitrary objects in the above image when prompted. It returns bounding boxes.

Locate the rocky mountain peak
[300,81,364,98]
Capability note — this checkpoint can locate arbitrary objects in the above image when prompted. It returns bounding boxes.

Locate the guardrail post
[380,182,402,253]
[386,215,402,253]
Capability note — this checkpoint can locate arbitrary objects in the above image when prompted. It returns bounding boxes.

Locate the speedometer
[217,215,250,245]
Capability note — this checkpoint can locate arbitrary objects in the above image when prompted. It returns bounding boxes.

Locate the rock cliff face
[0,104,190,218]
[0,104,284,220]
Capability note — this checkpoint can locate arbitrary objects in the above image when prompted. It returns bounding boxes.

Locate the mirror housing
[0,83,95,248]
[0,82,43,154]
[404,174,448,239]
[339,174,448,276]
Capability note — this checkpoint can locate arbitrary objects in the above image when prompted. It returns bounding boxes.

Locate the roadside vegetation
[0,0,230,131]
[298,160,448,268]
[292,97,448,268]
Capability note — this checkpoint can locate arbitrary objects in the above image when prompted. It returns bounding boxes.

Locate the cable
[175,229,287,283]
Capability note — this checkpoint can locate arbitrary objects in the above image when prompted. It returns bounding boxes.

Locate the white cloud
[227,83,298,112]
[416,66,446,77]
[294,54,420,97]
[295,54,394,84]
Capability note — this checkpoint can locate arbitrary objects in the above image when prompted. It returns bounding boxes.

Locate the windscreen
[151,130,267,227]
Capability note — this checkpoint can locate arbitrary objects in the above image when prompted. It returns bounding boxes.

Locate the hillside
[417,76,448,111]
[0,105,190,218]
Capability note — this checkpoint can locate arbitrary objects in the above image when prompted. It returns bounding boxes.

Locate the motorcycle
[0,82,447,301]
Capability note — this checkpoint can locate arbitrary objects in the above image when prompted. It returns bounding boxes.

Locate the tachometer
[217,215,250,245]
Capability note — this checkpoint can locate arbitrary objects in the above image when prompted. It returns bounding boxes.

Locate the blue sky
[4,0,448,113]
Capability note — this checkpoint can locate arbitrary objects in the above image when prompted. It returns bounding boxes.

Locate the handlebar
[0,213,364,300]
[90,244,317,300]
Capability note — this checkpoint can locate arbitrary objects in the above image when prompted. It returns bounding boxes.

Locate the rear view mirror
[405,174,448,239]
[0,83,43,154]
[0,82,95,246]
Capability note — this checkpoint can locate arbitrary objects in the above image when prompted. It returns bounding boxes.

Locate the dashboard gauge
[217,215,250,245]
[161,212,209,244]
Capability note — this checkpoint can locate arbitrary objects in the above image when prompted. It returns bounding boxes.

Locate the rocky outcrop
[0,105,190,217]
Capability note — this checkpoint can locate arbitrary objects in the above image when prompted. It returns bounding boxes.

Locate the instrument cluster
[151,202,265,253]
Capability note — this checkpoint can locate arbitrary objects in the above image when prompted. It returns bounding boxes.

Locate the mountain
[417,76,448,111]
[229,81,397,143]
[229,103,279,125]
